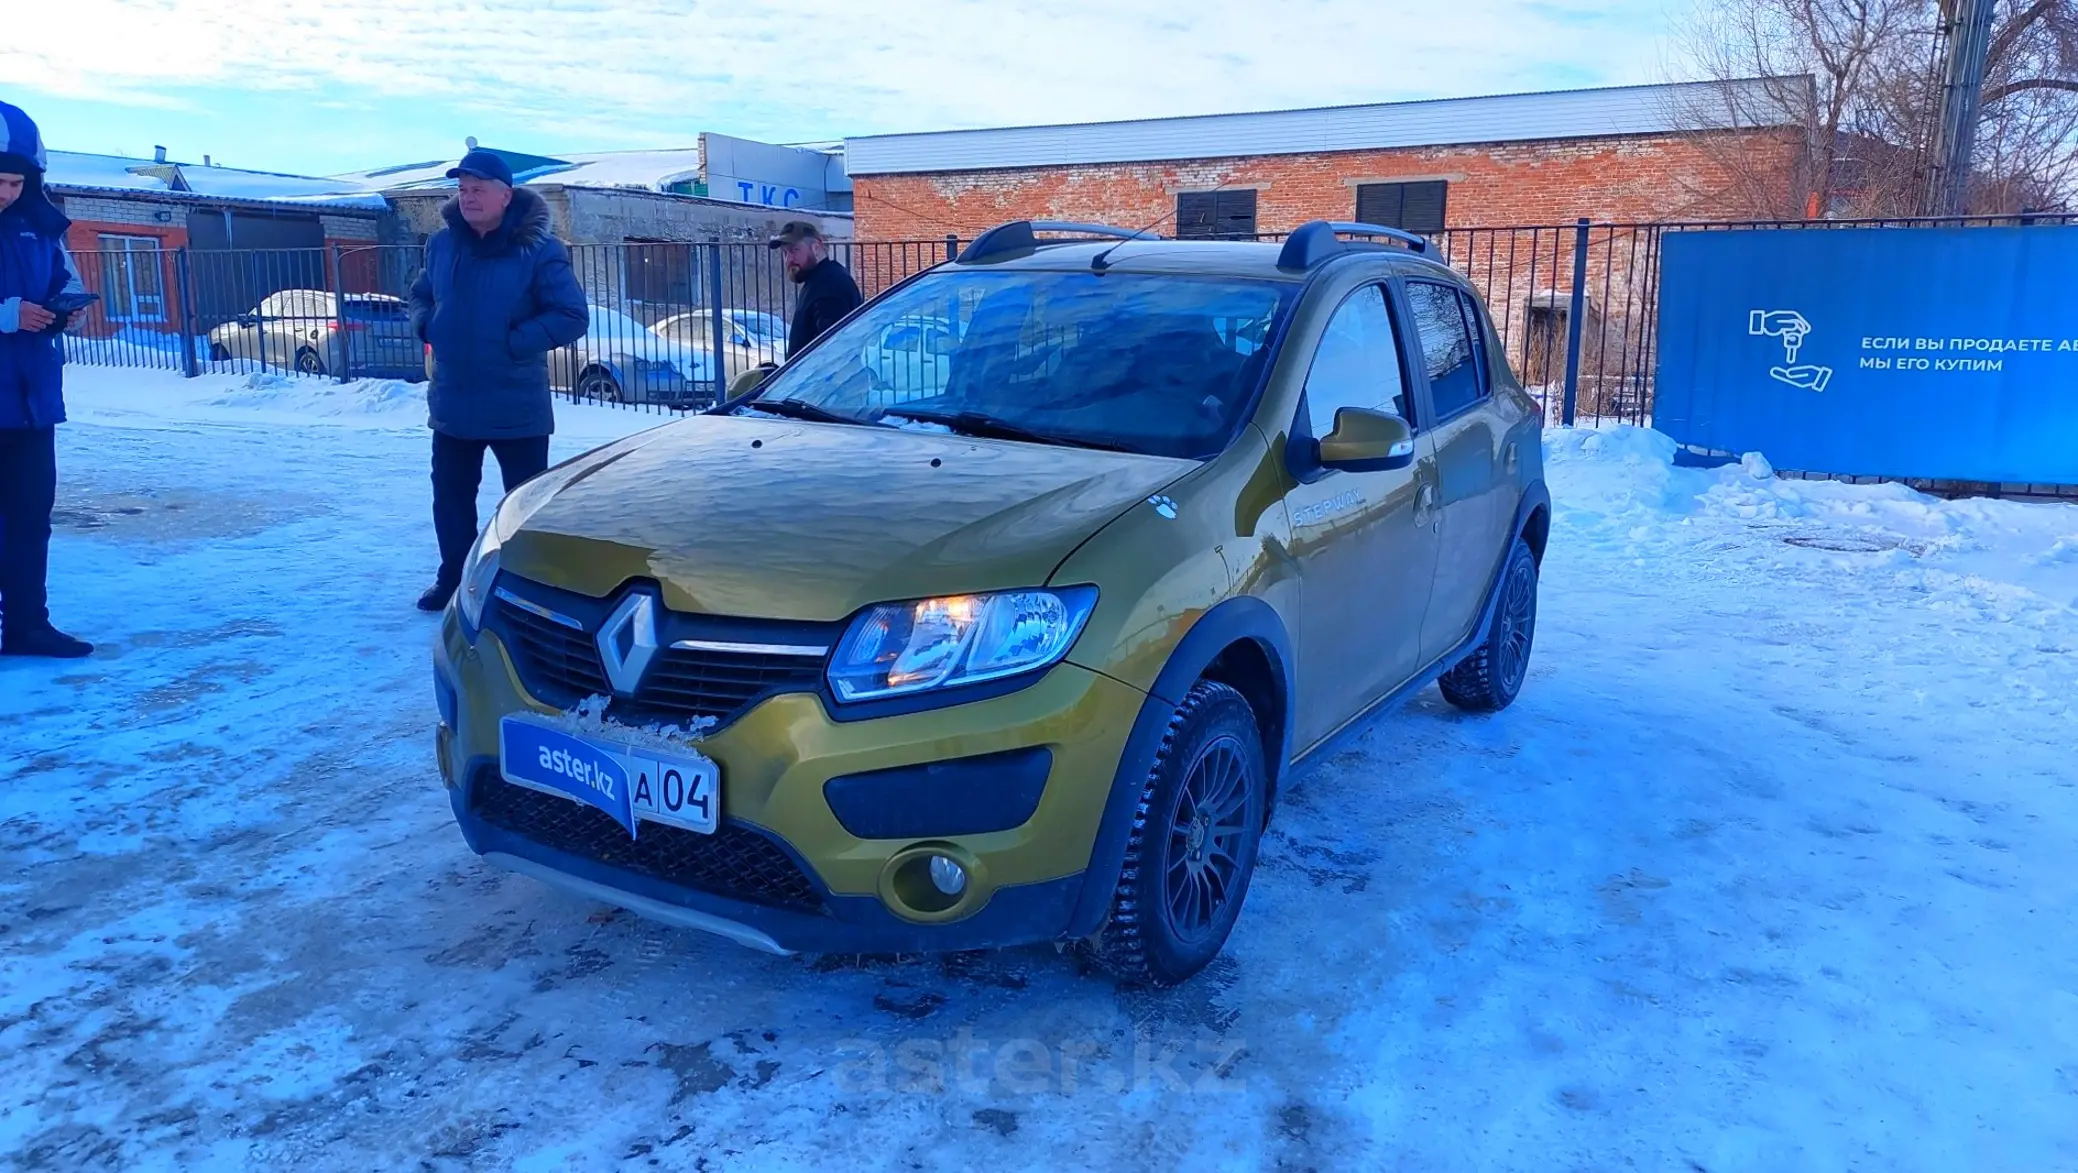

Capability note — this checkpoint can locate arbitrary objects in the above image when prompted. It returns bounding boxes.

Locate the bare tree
[1669,0,1914,217]
[1672,0,2078,217]
[1956,0,2078,208]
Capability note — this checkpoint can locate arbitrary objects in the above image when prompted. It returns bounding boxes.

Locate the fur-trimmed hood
[439,184,554,255]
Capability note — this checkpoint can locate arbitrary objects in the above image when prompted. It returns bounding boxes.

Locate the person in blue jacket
[0,101,92,659]
[408,148,589,612]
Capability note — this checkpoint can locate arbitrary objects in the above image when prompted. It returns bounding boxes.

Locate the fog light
[929,854,967,897]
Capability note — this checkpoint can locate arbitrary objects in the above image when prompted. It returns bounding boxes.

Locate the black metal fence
[60,240,962,416]
[59,215,2074,427]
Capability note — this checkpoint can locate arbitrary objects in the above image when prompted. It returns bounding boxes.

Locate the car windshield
[731,312,787,344]
[741,269,1292,459]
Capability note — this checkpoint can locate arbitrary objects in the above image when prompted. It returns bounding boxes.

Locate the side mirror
[1317,407,1416,472]
[728,367,769,398]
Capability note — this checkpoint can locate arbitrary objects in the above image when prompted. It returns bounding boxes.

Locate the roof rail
[1276,220,1429,270]
[957,220,1162,264]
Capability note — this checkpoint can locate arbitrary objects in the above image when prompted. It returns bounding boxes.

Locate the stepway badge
[499,717,638,837]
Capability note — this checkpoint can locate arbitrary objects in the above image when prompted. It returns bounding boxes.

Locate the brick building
[44,150,389,339]
[844,78,1804,241]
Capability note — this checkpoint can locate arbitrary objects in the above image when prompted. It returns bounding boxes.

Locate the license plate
[498,715,720,838]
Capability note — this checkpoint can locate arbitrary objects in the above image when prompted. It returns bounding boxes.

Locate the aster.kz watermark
[829,1027,1248,1095]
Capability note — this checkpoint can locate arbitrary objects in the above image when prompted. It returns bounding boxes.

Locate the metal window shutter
[1401,181,1447,233]
[1355,183,1403,226]
[1355,181,1448,233]
[1178,190,1257,238]
[1214,190,1257,237]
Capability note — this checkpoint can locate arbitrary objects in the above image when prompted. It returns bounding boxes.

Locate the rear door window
[343,298,410,322]
[1404,281,1489,418]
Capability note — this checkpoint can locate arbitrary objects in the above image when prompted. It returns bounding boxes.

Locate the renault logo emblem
[596,591,659,697]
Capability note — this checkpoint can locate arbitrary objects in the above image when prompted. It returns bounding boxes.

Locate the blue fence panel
[1655,226,2078,485]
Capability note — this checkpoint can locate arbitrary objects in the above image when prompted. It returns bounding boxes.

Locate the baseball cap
[446,148,514,186]
[767,221,822,249]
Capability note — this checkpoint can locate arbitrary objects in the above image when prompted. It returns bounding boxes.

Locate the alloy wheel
[1162,735,1252,945]
[1496,556,1537,695]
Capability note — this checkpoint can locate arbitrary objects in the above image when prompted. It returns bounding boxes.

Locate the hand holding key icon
[1749,309,1831,392]
[1750,309,1811,360]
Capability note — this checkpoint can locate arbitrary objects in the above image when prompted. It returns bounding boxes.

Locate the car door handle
[1415,483,1438,528]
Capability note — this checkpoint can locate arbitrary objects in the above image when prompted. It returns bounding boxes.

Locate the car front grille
[628,647,825,726]
[498,599,612,698]
[494,593,825,727]
[471,773,825,914]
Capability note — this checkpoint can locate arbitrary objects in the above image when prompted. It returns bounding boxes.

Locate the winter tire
[1081,680,1267,988]
[577,367,624,404]
[294,347,327,376]
[1440,537,1538,713]
[209,342,231,362]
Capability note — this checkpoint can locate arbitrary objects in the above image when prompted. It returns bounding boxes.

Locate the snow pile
[1545,423,2078,610]
[2036,536,2078,566]
[59,363,662,446]
[205,371,427,420]
[565,693,718,746]
[64,334,192,371]
[1539,424,1694,521]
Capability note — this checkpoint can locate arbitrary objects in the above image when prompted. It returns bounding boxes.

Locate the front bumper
[634,368,714,407]
[433,612,1144,955]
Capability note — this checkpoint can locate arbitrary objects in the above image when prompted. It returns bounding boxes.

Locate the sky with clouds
[6,0,1684,178]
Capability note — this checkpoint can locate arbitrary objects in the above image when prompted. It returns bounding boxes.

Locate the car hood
[500,414,1198,622]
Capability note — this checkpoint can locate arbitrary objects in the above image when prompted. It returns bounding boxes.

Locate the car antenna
[1090,179,1233,272]
[1091,179,1240,272]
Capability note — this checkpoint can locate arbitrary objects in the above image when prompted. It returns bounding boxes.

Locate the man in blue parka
[1,100,92,658]
[408,148,589,612]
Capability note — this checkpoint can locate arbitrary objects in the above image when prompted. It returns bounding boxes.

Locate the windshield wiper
[883,409,1138,453]
[744,397,880,427]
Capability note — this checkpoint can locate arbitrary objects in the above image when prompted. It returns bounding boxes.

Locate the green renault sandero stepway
[431,219,1549,987]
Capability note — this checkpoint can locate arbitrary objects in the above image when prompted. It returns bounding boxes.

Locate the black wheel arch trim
[1423,479,1548,683]
[1469,480,1549,653]
[578,361,624,390]
[1065,595,1294,939]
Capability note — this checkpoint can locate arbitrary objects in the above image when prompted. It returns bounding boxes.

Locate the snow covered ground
[3,367,2076,1172]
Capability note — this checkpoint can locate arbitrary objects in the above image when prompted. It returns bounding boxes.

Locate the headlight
[456,525,501,630]
[828,587,1098,702]
[455,457,585,630]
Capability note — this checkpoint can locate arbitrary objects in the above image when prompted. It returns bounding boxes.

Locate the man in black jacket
[770,222,861,356]
[407,148,589,612]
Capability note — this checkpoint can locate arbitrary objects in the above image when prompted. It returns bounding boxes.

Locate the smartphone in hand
[45,291,101,314]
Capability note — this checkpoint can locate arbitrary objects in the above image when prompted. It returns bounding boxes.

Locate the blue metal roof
[844,78,1807,176]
